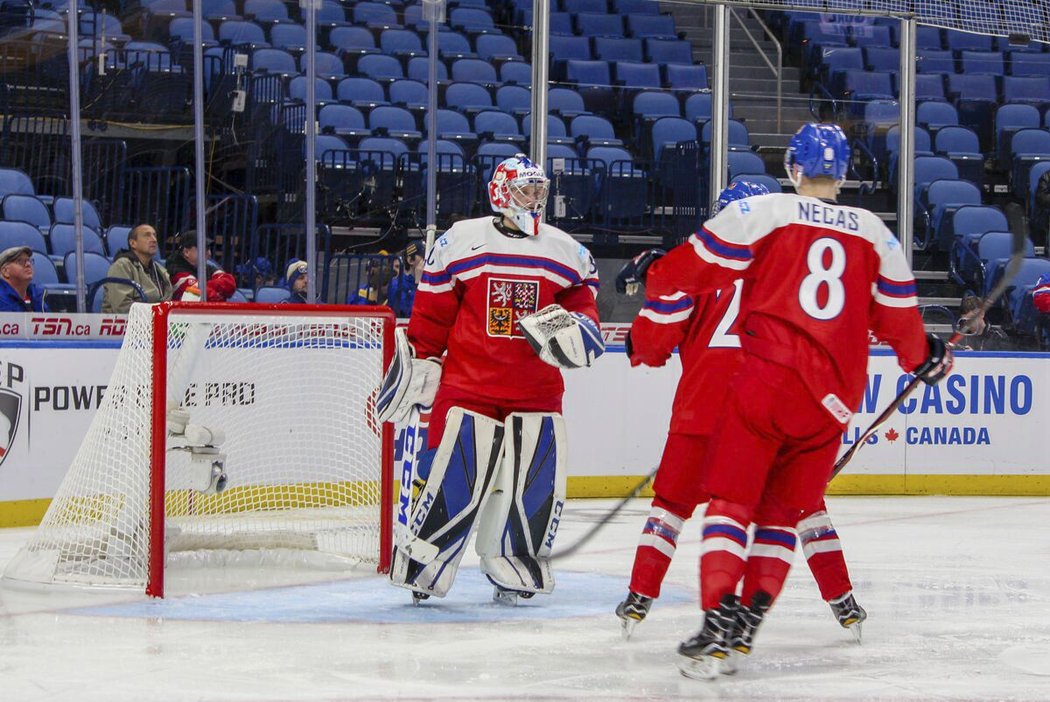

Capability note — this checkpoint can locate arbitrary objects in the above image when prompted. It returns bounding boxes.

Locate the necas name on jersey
[795,200,860,232]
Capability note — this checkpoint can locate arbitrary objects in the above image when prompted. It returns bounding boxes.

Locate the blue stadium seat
[548,87,588,117]
[933,125,984,192]
[380,29,426,58]
[252,47,297,74]
[1002,76,1050,111]
[945,73,997,148]
[615,61,662,91]
[912,73,947,102]
[451,58,499,85]
[551,35,592,70]
[700,119,750,151]
[522,112,574,145]
[588,146,648,222]
[50,224,106,257]
[475,142,521,183]
[53,198,102,232]
[612,0,659,13]
[269,23,306,52]
[626,14,677,39]
[1009,128,1050,200]
[500,61,532,85]
[649,116,696,161]
[862,99,899,164]
[289,76,334,102]
[496,84,531,115]
[428,109,478,149]
[352,2,400,29]
[644,38,693,65]
[31,252,63,286]
[407,140,475,217]
[994,103,1041,169]
[849,23,891,48]
[368,106,422,142]
[664,63,708,91]
[2,194,51,232]
[307,52,346,80]
[389,79,428,112]
[911,155,957,223]
[65,252,113,292]
[820,46,864,91]
[201,0,238,21]
[328,26,379,57]
[841,70,894,119]
[545,142,595,220]
[169,17,216,46]
[948,205,1009,285]
[565,59,614,112]
[319,104,369,140]
[336,77,389,107]
[431,31,476,60]
[633,91,682,126]
[917,100,959,133]
[476,34,523,61]
[357,54,405,83]
[864,46,900,73]
[254,285,291,303]
[571,114,624,148]
[311,135,349,161]
[474,111,523,143]
[923,179,982,252]
[562,0,608,13]
[316,1,346,27]
[449,8,497,34]
[594,37,644,63]
[945,29,993,54]
[244,0,289,24]
[576,13,624,38]
[915,25,943,50]
[408,57,451,85]
[0,220,47,253]
[219,20,269,48]
[959,50,1004,75]
[727,151,766,180]
[104,225,133,257]
[444,82,494,112]
[1009,52,1050,78]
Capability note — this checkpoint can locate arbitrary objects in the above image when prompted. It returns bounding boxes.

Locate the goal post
[4,302,395,598]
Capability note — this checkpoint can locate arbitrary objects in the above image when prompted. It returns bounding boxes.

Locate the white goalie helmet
[488,154,550,235]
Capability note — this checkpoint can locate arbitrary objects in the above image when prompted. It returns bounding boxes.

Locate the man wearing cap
[103,224,173,313]
[285,259,308,304]
[166,230,237,302]
[0,246,47,312]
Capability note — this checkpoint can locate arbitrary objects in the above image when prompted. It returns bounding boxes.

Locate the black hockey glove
[624,328,634,360]
[913,332,953,385]
[615,248,666,295]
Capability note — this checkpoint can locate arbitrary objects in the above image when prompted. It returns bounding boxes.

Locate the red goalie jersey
[630,282,745,436]
[408,215,600,402]
[646,193,929,418]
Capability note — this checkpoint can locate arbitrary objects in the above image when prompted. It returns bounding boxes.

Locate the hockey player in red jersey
[376,154,603,605]
[636,124,952,679]
[615,181,867,642]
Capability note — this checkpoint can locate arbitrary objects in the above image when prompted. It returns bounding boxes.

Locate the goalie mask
[489,154,550,236]
[784,122,850,189]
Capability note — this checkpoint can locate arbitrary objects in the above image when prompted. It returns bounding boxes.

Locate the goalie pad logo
[486,278,539,338]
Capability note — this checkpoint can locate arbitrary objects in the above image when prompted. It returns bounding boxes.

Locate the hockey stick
[832,231,1027,479]
[551,466,659,560]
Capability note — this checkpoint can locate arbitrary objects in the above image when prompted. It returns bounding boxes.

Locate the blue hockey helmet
[713,179,771,214]
[784,122,850,187]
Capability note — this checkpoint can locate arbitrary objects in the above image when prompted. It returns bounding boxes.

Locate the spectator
[236,257,276,290]
[0,246,47,312]
[103,224,172,313]
[285,259,308,304]
[166,231,237,302]
[387,242,421,317]
[346,251,392,305]
[1034,272,1050,314]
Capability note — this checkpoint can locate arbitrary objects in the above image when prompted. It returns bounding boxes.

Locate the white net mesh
[4,303,391,593]
[732,1,1049,43]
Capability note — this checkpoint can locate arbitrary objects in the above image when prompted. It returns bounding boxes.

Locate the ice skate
[411,591,430,606]
[491,583,535,606]
[615,591,653,640]
[676,594,738,680]
[723,591,772,674]
[829,592,867,642]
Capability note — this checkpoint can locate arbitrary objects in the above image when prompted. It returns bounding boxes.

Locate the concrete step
[691,50,784,70]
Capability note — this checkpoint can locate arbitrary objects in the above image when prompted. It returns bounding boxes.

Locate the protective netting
[4,304,390,592]
[728,1,1049,43]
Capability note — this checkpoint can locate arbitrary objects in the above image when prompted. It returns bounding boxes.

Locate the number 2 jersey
[629,283,744,436]
[408,215,600,402]
[646,193,929,419]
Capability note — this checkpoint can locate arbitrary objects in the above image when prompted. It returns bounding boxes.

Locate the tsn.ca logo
[30,316,91,337]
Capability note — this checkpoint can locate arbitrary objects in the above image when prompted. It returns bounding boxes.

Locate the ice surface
[2,496,1049,701]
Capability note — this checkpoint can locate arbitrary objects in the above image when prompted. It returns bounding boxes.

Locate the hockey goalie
[376,155,603,605]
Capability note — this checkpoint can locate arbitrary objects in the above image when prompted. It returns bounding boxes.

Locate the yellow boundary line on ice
[4,475,1048,528]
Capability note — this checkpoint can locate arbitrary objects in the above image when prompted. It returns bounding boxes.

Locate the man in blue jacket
[0,246,47,312]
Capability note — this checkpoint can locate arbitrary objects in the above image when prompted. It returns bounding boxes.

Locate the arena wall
[0,316,1046,527]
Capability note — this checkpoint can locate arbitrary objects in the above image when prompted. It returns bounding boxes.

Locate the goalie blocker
[390,407,568,601]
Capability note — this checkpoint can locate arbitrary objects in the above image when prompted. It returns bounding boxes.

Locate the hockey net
[725,1,1049,44]
[3,302,394,597]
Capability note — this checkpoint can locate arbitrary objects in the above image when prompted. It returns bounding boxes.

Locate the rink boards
[0,317,1048,526]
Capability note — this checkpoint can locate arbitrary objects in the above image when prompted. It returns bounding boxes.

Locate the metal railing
[729,6,783,131]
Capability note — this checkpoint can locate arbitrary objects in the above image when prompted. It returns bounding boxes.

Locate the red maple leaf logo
[884,428,899,443]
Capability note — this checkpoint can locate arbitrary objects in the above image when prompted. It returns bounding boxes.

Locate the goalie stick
[551,466,658,561]
[831,230,1027,479]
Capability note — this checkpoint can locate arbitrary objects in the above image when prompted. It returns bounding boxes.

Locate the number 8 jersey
[645,192,929,420]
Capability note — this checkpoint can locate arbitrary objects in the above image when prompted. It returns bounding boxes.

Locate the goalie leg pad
[390,407,504,598]
[476,412,568,595]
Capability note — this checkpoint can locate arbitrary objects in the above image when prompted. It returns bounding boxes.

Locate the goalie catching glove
[377,327,442,424]
[913,332,953,385]
[519,304,604,369]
